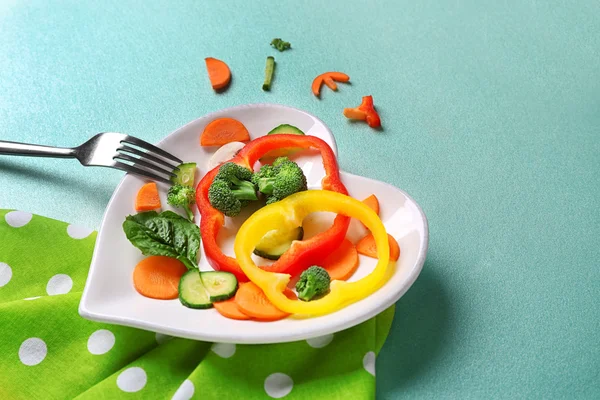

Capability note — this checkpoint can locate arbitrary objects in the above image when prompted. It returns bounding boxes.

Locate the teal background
[0,0,598,398]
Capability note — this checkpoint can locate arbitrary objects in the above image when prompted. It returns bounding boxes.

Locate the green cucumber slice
[268,124,304,135]
[253,226,304,260]
[178,270,212,309]
[261,125,305,160]
[171,162,197,187]
[201,271,238,302]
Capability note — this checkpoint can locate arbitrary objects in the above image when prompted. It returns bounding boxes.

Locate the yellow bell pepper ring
[233,190,390,316]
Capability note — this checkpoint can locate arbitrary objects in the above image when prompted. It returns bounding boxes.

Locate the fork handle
[0,140,76,158]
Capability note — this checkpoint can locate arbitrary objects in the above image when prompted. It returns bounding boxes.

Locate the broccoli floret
[253,157,307,204]
[208,162,257,217]
[167,184,196,222]
[296,266,331,301]
[270,38,291,52]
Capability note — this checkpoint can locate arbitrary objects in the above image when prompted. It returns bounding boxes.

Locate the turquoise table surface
[1,0,599,398]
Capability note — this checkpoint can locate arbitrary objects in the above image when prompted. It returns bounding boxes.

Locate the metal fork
[0,132,182,184]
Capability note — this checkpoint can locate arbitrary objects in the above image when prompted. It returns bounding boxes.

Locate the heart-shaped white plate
[79,104,428,344]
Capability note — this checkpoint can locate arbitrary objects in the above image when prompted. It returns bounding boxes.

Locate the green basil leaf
[123,211,200,269]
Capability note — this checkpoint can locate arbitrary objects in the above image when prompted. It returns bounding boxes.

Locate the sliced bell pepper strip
[343,95,381,128]
[233,190,390,315]
[196,134,351,282]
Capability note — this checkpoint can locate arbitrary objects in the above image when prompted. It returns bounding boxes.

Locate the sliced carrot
[362,194,380,215]
[133,256,187,300]
[323,76,337,91]
[322,239,359,281]
[205,57,231,90]
[213,296,252,320]
[356,233,400,262]
[135,182,161,212]
[312,72,350,97]
[360,194,380,230]
[200,118,251,147]
[235,282,296,321]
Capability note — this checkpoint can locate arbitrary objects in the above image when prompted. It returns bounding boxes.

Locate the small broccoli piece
[167,184,196,222]
[253,157,307,204]
[270,38,291,52]
[208,162,258,217]
[296,266,331,301]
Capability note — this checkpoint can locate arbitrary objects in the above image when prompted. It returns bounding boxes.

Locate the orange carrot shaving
[200,118,251,147]
[205,57,231,91]
[133,256,187,300]
[356,233,400,261]
[312,72,350,97]
[235,282,296,321]
[135,182,161,212]
[322,239,359,281]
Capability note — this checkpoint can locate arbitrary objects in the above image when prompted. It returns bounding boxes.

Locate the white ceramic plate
[79,104,428,344]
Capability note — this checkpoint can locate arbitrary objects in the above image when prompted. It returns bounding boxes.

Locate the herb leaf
[123,211,200,269]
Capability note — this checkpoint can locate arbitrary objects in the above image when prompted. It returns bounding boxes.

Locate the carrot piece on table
[362,194,380,215]
[200,118,251,147]
[205,57,231,91]
[235,282,296,321]
[323,76,338,91]
[311,72,350,97]
[133,256,187,300]
[135,182,161,211]
[322,239,359,281]
[213,296,252,320]
[356,233,400,262]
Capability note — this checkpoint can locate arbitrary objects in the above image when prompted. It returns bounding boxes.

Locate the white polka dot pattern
[5,211,32,228]
[19,338,47,366]
[117,367,147,392]
[46,274,73,295]
[264,373,293,398]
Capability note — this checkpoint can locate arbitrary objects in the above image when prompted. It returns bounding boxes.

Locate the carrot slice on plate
[200,118,251,147]
[205,57,231,90]
[356,233,400,261]
[135,182,161,211]
[133,256,187,300]
[360,194,380,229]
[362,194,380,215]
[213,296,252,320]
[322,239,359,281]
[235,282,296,321]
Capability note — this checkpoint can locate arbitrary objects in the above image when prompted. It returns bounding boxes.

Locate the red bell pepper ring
[343,95,381,128]
[196,134,351,282]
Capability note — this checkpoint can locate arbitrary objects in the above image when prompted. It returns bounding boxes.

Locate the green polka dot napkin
[0,209,394,399]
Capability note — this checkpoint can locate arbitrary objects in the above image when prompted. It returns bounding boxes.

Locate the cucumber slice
[261,125,305,160]
[268,124,304,135]
[201,271,238,302]
[178,270,212,309]
[171,162,197,187]
[254,226,304,260]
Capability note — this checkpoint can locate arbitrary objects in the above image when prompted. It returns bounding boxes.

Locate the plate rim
[79,103,429,344]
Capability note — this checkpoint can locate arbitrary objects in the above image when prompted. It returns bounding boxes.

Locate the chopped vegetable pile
[124,33,396,319]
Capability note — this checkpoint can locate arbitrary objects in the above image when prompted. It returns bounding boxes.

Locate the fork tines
[114,136,182,184]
